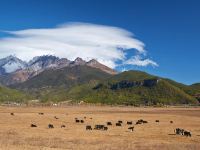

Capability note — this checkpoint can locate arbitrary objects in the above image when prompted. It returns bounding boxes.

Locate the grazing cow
[31,124,37,127]
[155,120,159,123]
[54,116,59,119]
[94,125,105,130]
[38,113,44,115]
[116,122,122,126]
[75,119,80,123]
[175,128,191,137]
[174,128,184,135]
[86,125,92,130]
[90,117,93,120]
[118,120,123,124]
[103,127,108,131]
[143,121,148,124]
[180,129,185,135]
[127,121,132,125]
[84,116,87,119]
[170,121,173,123]
[174,128,180,135]
[136,121,142,125]
[48,124,54,128]
[184,131,191,137]
[81,120,84,123]
[128,126,134,132]
[61,125,66,128]
[107,122,112,126]
[136,119,148,125]
[10,113,14,116]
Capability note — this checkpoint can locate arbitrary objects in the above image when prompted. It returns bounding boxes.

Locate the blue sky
[0,0,199,85]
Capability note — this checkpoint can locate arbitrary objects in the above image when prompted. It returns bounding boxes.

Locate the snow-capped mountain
[0,55,27,75]
[27,55,70,72]
[69,57,86,66]
[0,55,117,85]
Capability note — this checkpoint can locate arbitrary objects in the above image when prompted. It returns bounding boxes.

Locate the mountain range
[0,55,116,85]
[0,55,199,105]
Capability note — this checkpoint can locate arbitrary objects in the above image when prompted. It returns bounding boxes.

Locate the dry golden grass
[0,106,200,150]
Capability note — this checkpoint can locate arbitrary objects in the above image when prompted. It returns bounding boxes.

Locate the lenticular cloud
[0,22,157,68]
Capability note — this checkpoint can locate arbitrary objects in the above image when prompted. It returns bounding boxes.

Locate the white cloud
[125,55,158,67]
[0,22,157,68]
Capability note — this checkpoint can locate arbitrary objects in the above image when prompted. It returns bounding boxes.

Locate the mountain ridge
[34,70,198,105]
[0,55,117,85]
[0,56,199,105]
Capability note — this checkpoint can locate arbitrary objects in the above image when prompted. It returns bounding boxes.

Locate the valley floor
[0,106,200,150]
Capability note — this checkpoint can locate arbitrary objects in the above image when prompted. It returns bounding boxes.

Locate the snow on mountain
[0,55,117,85]
[28,55,71,71]
[0,55,27,75]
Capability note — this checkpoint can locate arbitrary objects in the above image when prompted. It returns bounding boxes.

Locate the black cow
[127,121,132,125]
[155,120,159,123]
[118,120,123,124]
[48,124,54,128]
[116,122,122,126]
[107,122,112,126]
[136,119,148,125]
[31,124,37,127]
[143,120,148,124]
[81,120,84,123]
[86,125,92,130]
[61,125,66,128]
[103,127,108,131]
[10,113,14,116]
[170,121,173,123]
[128,126,134,132]
[184,131,191,137]
[38,113,44,115]
[174,128,184,135]
[136,119,143,125]
[94,125,105,130]
[75,119,80,123]
[136,121,142,125]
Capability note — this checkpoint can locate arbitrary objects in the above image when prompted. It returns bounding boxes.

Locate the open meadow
[0,106,200,150]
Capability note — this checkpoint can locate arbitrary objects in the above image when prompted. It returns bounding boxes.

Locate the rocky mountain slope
[12,65,112,90]
[0,55,117,85]
[0,55,27,75]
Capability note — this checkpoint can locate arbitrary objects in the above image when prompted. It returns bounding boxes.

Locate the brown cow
[31,124,37,127]
[61,125,66,128]
[54,116,59,119]
[48,124,54,128]
[86,125,92,130]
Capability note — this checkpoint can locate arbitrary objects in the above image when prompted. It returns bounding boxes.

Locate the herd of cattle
[174,128,192,137]
[10,112,192,137]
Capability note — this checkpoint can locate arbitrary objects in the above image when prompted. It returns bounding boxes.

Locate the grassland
[0,106,200,150]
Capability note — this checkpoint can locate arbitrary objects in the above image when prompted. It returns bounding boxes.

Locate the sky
[0,0,199,84]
